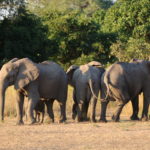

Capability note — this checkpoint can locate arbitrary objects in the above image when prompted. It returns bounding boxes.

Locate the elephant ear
[66,65,78,85]
[14,58,40,90]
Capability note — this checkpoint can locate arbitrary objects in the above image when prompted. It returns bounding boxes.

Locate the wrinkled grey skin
[0,58,68,125]
[67,62,105,122]
[100,61,150,122]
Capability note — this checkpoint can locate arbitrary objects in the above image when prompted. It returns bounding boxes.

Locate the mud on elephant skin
[67,61,105,122]
[100,60,150,122]
[0,58,68,125]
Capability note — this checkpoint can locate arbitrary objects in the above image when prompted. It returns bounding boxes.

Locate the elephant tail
[103,73,111,101]
[88,79,98,99]
[103,74,118,101]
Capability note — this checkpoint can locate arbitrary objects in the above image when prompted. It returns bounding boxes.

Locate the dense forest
[0,0,150,68]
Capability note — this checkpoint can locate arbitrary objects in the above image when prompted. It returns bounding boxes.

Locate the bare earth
[0,117,150,150]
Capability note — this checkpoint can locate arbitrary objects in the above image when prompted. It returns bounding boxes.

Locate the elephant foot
[141,116,148,121]
[99,118,107,123]
[75,117,82,122]
[84,117,90,121]
[16,120,24,125]
[112,115,120,122]
[72,114,76,120]
[28,118,36,125]
[59,118,66,123]
[58,120,66,123]
[91,119,97,123]
[35,119,40,123]
[45,117,54,124]
[90,116,96,122]
[40,120,44,124]
[130,115,139,121]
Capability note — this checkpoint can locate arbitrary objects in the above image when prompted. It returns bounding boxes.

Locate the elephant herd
[0,58,149,125]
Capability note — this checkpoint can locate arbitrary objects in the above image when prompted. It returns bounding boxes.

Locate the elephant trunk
[0,81,8,121]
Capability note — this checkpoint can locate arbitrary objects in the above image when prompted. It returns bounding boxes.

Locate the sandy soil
[0,117,150,150]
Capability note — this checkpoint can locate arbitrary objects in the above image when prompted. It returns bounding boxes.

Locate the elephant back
[37,61,67,99]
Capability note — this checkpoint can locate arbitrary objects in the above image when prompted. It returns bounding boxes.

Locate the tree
[0,8,49,65]
[26,0,117,66]
[103,0,150,41]
[111,38,150,61]
[103,0,150,61]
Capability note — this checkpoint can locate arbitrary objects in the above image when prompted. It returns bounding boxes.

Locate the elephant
[100,60,150,122]
[129,59,149,121]
[34,99,46,123]
[24,98,46,123]
[0,58,68,125]
[67,61,105,122]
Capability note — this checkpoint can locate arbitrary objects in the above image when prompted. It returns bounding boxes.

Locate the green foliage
[45,11,99,63]
[42,9,116,66]
[103,0,150,61]
[0,8,49,65]
[1,0,150,67]
[103,0,150,41]
[111,38,150,61]
[95,0,113,9]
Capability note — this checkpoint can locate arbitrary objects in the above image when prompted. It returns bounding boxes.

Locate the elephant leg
[99,101,109,122]
[45,99,54,123]
[35,111,40,122]
[26,83,40,124]
[81,102,86,121]
[27,98,40,124]
[90,97,97,122]
[15,91,24,125]
[59,101,67,123]
[141,95,149,121]
[72,90,77,120]
[40,112,44,123]
[112,101,127,122]
[72,103,77,120]
[130,96,139,120]
[82,101,89,121]
[38,113,40,122]
[35,111,38,122]
[76,103,83,122]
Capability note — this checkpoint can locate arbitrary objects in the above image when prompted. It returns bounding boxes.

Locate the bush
[111,38,150,61]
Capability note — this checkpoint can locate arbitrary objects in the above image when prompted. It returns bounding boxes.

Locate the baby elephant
[34,99,46,123]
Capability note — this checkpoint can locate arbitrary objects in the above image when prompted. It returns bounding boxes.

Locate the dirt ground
[0,116,150,150]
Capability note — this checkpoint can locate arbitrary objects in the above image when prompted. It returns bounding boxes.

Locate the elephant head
[88,60,105,73]
[0,58,39,121]
[66,65,79,86]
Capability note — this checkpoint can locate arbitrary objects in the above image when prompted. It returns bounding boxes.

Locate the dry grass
[1,86,150,150]
[0,119,150,150]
